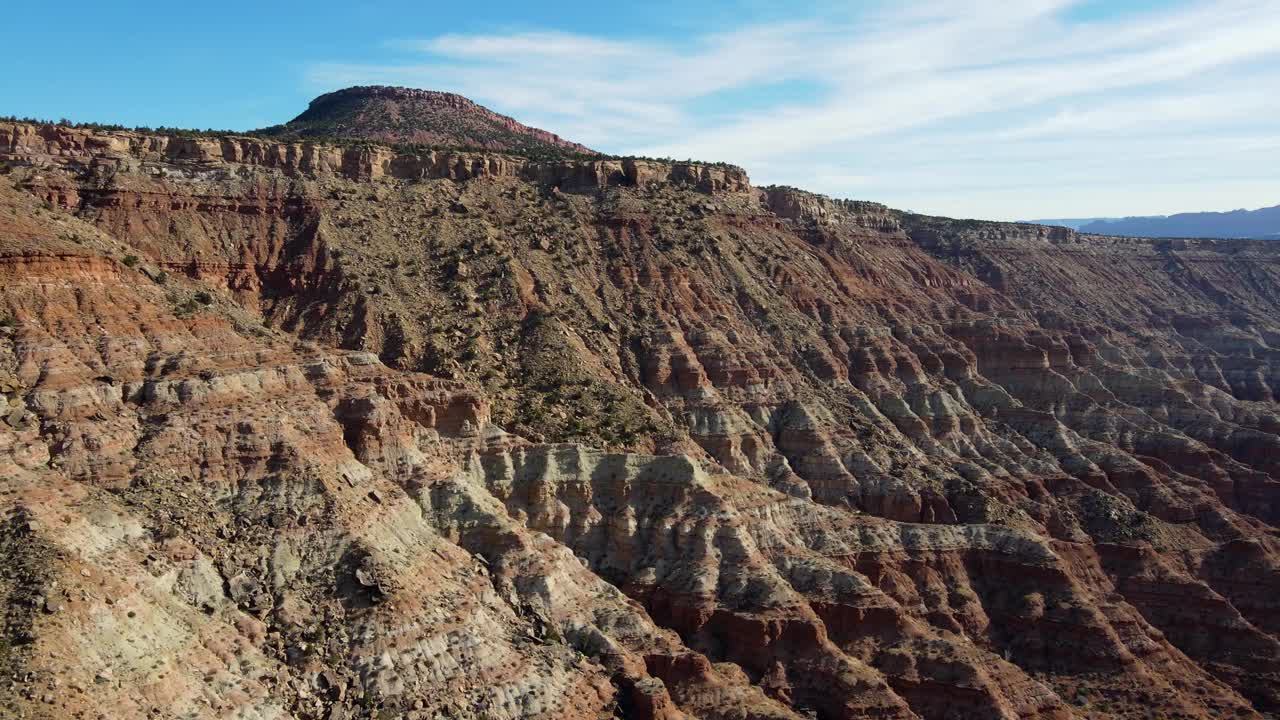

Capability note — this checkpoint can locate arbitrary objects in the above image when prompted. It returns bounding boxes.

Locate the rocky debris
[1,406,30,429]
[0,375,34,431]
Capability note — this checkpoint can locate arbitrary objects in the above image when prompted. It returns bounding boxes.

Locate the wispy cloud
[305,0,1280,219]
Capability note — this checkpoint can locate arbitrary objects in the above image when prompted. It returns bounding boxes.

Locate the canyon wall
[2,121,1280,719]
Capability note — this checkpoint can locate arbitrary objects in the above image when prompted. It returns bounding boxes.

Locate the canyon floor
[2,104,1280,720]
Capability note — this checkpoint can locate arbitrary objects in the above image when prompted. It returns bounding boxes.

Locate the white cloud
[305,0,1280,219]
[417,33,643,61]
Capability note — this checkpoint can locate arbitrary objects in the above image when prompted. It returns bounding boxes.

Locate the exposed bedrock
[2,124,1279,718]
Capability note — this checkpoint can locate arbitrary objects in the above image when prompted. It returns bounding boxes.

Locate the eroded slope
[2,120,1280,719]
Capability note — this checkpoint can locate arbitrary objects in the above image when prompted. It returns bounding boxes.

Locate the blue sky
[4,0,1278,220]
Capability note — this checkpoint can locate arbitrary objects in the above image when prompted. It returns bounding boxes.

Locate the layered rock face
[2,118,1280,720]
[0,121,746,191]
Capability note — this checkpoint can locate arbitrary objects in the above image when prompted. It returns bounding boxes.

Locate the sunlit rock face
[2,117,1279,719]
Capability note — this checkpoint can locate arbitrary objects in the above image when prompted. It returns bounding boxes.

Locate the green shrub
[121,255,140,268]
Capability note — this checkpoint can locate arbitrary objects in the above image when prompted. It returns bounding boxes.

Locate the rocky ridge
[0,121,746,191]
[259,85,598,156]
[1,109,1279,720]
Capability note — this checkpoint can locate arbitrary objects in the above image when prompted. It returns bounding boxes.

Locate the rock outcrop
[2,103,1280,720]
[0,121,748,193]
[260,85,598,155]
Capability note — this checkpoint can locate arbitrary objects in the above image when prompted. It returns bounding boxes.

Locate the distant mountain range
[1022,217,1113,230]
[1027,204,1280,239]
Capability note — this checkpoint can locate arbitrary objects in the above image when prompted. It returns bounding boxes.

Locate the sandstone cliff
[2,115,1279,720]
